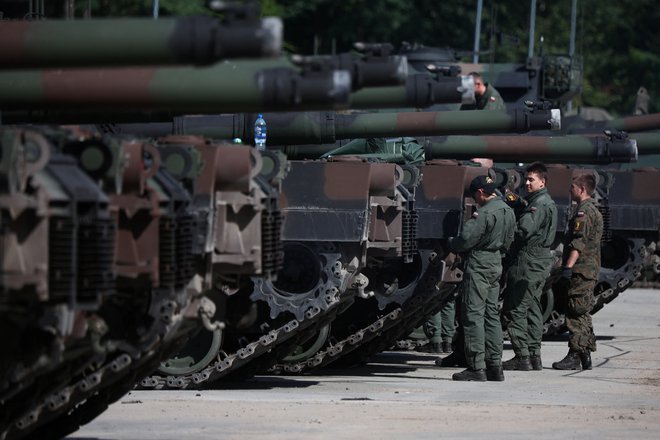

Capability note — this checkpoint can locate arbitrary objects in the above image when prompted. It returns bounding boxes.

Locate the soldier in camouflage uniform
[552,173,602,370]
[443,175,516,381]
[501,162,557,371]
[460,72,505,111]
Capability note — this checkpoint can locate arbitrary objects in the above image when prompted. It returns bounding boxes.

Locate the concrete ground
[70,288,660,440]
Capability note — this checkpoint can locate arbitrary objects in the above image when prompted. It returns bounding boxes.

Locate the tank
[138,154,417,386]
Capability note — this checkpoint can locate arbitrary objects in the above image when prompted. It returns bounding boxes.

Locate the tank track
[1,287,195,440]
[543,238,646,336]
[270,250,450,373]
[137,247,353,389]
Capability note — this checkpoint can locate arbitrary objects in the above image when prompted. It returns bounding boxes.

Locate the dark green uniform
[460,84,505,111]
[564,198,602,352]
[502,187,557,358]
[420,301,455,346]
[450,198,516,370]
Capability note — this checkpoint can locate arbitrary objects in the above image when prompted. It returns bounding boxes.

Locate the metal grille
[175,213,194,290]
[159,216,176,289]
[77,218,115,304]
[49,216,75,302]
[261,209,283,278]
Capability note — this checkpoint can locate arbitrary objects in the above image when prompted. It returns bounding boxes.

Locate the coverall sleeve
[450,213,488,253]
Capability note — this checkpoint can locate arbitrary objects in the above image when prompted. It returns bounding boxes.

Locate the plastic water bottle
[254,114,267,151]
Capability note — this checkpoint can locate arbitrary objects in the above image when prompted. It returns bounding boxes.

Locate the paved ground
[70,288,660,440]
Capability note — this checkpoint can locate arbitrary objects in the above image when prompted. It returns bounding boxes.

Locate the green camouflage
[566,198,603,280]
[0,15,282,68]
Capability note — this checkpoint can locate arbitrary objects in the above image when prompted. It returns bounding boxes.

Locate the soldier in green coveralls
[446,175,516,381]
[460,72,505,111]
[553,173,602,370]
[501,162,558,371]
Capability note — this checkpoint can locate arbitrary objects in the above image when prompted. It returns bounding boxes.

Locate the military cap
[469,175,497,194]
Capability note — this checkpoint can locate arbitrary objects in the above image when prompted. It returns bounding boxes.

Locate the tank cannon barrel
[94,107,560,145]
[425,132,638,164]
[279,132,639,164]
[0,60,353,112]
[0,15,282,68]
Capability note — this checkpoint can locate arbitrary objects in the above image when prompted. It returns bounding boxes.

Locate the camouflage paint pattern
[105,108,560,146]
[0,16,282,68]
[0,59,352,112]
[426,133,638,164]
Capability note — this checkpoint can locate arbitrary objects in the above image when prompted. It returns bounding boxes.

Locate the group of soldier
[420,161,603,382]
[416,73,604,381]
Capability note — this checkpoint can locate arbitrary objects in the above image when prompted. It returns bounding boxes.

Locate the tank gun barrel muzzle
[0,16,283,69]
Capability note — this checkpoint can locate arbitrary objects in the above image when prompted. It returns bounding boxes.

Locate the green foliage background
[15,0,659,116]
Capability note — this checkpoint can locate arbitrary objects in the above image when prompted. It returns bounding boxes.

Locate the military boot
[416,342,442,354]
[441,341,452,353]
[434,351,467,368]
[486,361,504,382]
[552,350,581,370]
[579,351,592,370]
[530,355,543,371]
[502,355,532,371]
[452,368,487,382]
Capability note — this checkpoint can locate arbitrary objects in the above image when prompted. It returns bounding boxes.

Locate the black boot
[502,355,532,371]
[441,341,452,353]
[416,342,442,354]
[435,350,467,368]
[579,351,592,370]
[552,350,581,370]
[486,362,504,381]
[452,368,486,381]
[530,355,543,371]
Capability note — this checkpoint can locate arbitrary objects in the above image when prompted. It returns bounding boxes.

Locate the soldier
[501,162,558,371]
[552,173,602,370]
[441,175,516,381]
[460,72,505,111]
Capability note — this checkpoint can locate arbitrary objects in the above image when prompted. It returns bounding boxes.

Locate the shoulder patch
[574,220,583,232]
[529,207,537,213]
[577,210,585,217]
[472,211,479,219]
[489,96,496,102]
